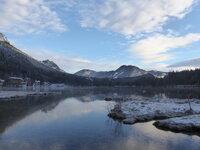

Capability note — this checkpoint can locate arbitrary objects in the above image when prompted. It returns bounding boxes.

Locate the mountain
[41,60,64,72]
[0,33,155,86]
[75,65,167,79]
[0,33,163,86]
[0,36,91,86]
[0,33,8,42]
[148,70,168,78]
[75,69,96,77]
[114,65,148,78]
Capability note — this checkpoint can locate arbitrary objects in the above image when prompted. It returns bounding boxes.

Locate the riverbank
[154,115,200,132]
[0,91,61,100]
[108,95,200,132]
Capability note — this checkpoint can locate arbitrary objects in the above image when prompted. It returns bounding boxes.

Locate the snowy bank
[154,115,200,132]
[108,96,200,124]
[0,91,60,100]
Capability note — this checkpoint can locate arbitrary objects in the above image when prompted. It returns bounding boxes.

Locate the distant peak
[42,59,51,63]
[0,33,9,43]
[79,69,95,72]
[75,69,96,74]
[75,69,96,77]
[41,60,63,72]
[117,65,139,70]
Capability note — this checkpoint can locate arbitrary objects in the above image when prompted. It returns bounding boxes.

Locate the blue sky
[1,0,200,73]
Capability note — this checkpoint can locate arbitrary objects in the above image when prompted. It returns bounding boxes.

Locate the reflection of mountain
[0,87,200,136]
[0,40,91,85]
[0,94,67,135]
[0,89,109,135]
[66,87,200,100]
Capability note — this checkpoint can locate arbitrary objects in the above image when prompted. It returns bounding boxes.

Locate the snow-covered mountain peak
[0,33,8,42]
[41,60,64,72]
[116,65,139,70]
[75,69,96,77]
[75,65,167,79]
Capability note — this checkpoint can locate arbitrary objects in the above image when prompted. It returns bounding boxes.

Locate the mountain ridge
[75,65,167,79]
[41,59,64,72]
[0,40,91,85]
[0,33,164,86]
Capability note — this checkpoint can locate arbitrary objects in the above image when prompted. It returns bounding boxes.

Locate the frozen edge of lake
[108,96,200,132]
[154,115,200,132]
[0,91,60,100]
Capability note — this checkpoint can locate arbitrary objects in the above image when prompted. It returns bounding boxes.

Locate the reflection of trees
[66,87,200,100]
[106,118,125,137]
[0,94,68,135]
[41,101,60,113]
[0,89,104,135]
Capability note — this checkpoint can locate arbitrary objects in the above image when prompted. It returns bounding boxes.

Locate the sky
[1,0,200,73]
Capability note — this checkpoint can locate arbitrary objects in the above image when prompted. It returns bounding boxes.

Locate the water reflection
[64,86,200,99]
[0,87,200,150]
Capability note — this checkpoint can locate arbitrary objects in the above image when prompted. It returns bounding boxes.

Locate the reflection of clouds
[18,98,110,125]
[103,121,168,150]
[0,140,66,150]
[102,121,200,150]
[131,121,200,150]
[192,135,200,141]
[133,121,177,139]
[114,137,165,150]
[76,96,94,102]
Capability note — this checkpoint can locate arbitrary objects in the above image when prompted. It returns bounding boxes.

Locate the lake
[0,87,200,150]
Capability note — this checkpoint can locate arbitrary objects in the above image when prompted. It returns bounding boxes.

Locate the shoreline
[0,91,61,100]
[108,96,200,133]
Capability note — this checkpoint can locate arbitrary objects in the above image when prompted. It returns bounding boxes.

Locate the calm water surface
[0,87,200,150]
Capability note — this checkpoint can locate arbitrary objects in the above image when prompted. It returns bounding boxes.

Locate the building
[33,80,40,86]
[32,80,41,91]
[43,82,50,87]
[6,77,24,87]
[0,79,5,87]
[24,77,32,86]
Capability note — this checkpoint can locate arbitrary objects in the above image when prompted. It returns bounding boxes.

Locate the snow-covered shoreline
[108,95,200,132]
[154,115,200,132]
[0,91,60,100]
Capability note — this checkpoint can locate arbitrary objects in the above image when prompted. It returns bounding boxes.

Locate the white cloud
[128,33,200,64]
[0,0,67,35]
[23,48,122,73]
[142,63,169,72]
[79,0,197,35]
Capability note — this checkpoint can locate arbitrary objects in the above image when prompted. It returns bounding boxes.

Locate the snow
[0,91,59,99]
[75,65,151,79]
[0,33,7,42]
[154,115,200,132]
[108,95,200,125]
[9,77,23,80]
[41,60,65,72]
[0,41,60,74]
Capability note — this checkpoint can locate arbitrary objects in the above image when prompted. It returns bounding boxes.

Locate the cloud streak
[169,58,200,68]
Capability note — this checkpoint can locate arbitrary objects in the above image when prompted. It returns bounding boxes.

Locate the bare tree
[187,94,193,114]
